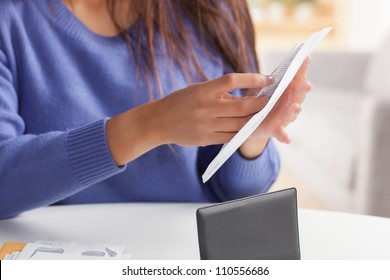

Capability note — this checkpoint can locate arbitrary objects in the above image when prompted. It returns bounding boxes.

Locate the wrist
[239,136,268,159]
[106,101,165,166]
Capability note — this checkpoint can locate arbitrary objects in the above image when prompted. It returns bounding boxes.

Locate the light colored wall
[252,0,390,52]
[344,0,390,51]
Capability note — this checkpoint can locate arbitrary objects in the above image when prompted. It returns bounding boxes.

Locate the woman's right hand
[106,73,274,166]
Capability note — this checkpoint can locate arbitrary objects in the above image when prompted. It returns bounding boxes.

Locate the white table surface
[1,203,390,259]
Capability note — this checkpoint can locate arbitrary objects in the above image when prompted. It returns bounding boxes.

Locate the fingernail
[295,105,302,117]
[265,75,275,86]
[307,55,312,64]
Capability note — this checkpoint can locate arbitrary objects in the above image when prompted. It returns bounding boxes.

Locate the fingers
[212,115,253,133]
[274,127,291,144]
[289,56,311,90]
[216,96,268,118]
[274,103,302,144]
[276,56,311,111]
[275,102,302,144]
[296,56,311,80]
[283,102,302,124]
[289,80,313,105]
[219,92,240,101]
[199,73,275,98]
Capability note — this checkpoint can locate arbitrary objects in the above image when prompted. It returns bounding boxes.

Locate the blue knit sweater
[0,0,280,219]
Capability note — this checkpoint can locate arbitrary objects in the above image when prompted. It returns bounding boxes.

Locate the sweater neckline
[36,0,126,47]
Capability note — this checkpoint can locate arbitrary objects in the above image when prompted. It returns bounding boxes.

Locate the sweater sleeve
[0,46,125,219]
[197,140,280,202]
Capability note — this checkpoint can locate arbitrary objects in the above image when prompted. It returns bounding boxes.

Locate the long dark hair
[107,0,259,98]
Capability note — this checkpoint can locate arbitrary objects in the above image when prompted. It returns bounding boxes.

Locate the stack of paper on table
[0,240,131,260]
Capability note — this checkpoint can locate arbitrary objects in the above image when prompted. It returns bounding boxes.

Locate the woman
[0,0,311,219]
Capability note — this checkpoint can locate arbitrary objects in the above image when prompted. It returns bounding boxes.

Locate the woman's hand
[154,73,276,146]
[239,56,312,158]
[106,73,274,165]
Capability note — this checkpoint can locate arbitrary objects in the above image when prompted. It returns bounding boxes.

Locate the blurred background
[247,0,390,217]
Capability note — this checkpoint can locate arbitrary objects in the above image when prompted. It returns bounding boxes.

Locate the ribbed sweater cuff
[66,119,125,186]
[225,139,280,179]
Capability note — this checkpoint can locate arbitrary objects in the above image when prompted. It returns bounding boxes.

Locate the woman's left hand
[239,56,312,158]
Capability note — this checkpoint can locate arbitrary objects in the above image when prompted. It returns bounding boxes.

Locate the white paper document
[6,240,131,260]
[202,27,332,183]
